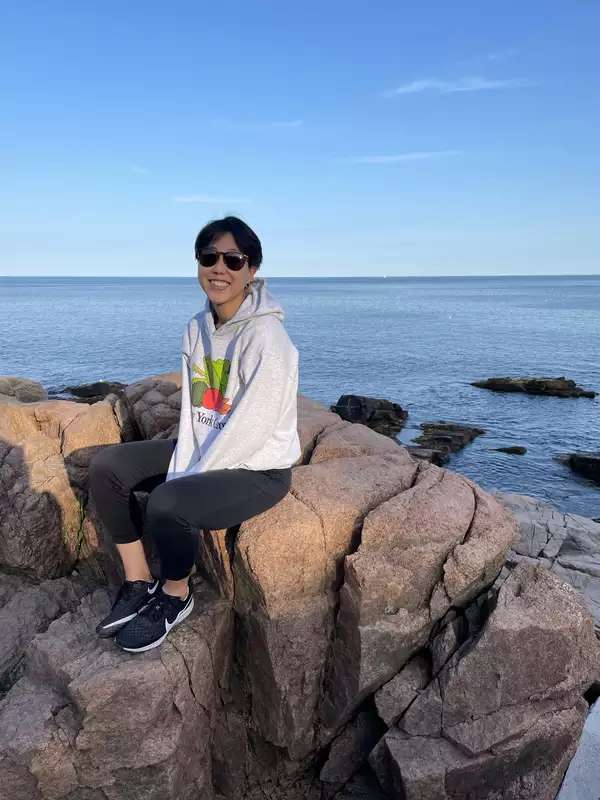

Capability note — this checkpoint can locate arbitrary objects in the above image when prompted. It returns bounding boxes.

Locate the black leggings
[88,439,291,581]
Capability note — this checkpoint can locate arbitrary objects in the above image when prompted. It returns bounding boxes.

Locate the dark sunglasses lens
[224,253,245,271]
[198,249,218,267]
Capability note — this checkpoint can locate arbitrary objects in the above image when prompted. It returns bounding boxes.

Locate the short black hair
[194,216,263,269]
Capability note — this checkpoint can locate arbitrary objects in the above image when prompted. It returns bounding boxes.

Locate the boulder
[0,376,47,404]
[0,572,84,695]
[493,491,600,633]
[0,399,120,578]
[558,451,600,486]
[0,579,232,800]
[330,394,408,438]
[49,380,127,404]
[471,375,596,398]
[407,420,486,465]
[122,371,182,440]
[370,562,600,800]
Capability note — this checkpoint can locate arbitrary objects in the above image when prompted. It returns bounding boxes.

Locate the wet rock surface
[330,394,408,438]
[471,375,597,398]
[406,420,486,465]
[557,451,600,486]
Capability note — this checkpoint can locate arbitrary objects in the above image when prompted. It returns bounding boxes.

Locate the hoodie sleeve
[192,324,298,473]
[165,323,199,481]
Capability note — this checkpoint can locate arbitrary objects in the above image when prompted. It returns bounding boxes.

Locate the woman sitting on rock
[89,216,301,652]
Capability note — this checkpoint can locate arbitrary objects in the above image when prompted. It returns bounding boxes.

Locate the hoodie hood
[201,276,284,335]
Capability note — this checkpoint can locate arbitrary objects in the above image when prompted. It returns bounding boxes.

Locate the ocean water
[1,275,599,518]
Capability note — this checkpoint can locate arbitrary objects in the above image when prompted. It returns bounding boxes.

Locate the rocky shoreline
[0,372,599,799]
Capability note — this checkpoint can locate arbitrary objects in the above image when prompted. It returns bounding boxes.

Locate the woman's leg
[88,438,177,580]
[145,467,292,591]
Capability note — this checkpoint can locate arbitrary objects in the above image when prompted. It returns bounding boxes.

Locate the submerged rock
[407,420,486,464]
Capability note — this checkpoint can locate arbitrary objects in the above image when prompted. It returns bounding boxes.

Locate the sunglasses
[197,247,248,271]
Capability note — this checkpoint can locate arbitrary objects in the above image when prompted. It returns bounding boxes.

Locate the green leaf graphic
[191,380,208,406]
[204,356,230,393]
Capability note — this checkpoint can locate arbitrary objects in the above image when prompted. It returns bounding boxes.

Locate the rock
[0,399,120,578]
[374,653,430,726]
[493,491,600,634]
[321,467,518,728]
[0,579,232,800]
[0,376,47,403]
[330,394,408,438]
[0,572,84,695]
[557,698,600,800]
[558,451,600,485]
[49,380,127,404]
[402,445,443,465]
[319,709,384,785]
[370,562,600,800]
[471,375,597,398]
[2,377,598,799]
[122,370,182,440]
[408,420,486,465]
[494,445,527,455]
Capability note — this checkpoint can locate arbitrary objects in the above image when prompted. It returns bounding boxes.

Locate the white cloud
[130,163,150,175]
[343,150,462,164]
[172,195,250,204]
[382,76,533,97]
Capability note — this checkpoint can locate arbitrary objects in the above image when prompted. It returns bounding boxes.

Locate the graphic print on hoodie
[165,277,301,481]
[192,355,232,414]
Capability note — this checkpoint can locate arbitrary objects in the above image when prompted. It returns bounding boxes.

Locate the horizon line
[2,273,599,279]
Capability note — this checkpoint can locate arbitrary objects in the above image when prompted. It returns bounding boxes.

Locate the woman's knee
[88,444,123,489]
[145,482,182,528]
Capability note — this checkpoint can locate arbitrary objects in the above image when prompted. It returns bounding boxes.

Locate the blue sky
[1,1,599,277]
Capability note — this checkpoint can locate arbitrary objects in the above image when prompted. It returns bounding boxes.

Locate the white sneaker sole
[118,596,195,653]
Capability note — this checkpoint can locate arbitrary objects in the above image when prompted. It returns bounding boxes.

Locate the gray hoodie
[165,277,301,481]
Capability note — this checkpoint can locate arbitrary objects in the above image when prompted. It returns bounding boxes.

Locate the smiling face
[197,231,258,326]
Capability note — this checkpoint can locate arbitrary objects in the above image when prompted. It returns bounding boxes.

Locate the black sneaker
[115,584,194,653]
[96,578,160,638]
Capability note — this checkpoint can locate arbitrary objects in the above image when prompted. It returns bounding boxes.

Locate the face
[197,231,258,322]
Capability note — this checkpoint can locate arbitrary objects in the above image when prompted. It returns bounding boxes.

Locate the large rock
[321,468,518,728]
[0,579,232,800]
[0,572,84,694]
[121,371,182,440]
[232,409,518,760]
[370,562,600,800]
[330,394,408,438]
[0,376,47,404]
[0,400,120,578]
[493,491,600,633]
[2,381,598,800]
[471,375,596,398]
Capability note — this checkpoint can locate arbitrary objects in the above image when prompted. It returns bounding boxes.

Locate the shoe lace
[142,591,175,623]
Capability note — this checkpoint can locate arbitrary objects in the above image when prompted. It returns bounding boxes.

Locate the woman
[88,216,301,652]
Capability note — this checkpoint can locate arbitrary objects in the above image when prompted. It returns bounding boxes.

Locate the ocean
[1,275,599,518]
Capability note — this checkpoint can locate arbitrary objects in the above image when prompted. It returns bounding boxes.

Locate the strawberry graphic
[191,356,232,414]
